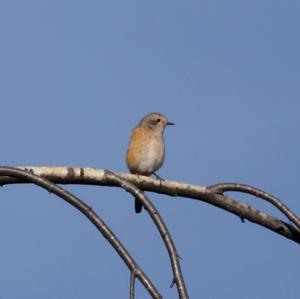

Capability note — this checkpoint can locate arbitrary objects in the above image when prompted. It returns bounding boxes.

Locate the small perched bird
[126,112,174,213]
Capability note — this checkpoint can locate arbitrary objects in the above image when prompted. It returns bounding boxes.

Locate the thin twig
[208,183,300,231]
[104,170,189,299]
[130,269,137,299]
[0,167,162,299]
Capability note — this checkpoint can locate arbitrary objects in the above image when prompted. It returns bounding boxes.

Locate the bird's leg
[153,172,164,180]
[153,172,178,196]
[153,172,164,189]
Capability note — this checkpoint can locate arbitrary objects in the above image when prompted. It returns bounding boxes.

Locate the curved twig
[208,183,300,231]
[0,167,299,244]
[0,167,162,299]
[130,269,137,299]
[104,170,189,299]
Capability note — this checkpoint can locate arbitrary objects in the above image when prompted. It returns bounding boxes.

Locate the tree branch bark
[105,170,189,299]
[1,166,299,244]
[0,167,162,299]
[208,183,300,230]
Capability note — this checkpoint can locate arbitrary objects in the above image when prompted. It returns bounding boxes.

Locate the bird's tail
[135,198,143,213]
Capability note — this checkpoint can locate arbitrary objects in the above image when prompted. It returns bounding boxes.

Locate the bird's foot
[153,172,165,188]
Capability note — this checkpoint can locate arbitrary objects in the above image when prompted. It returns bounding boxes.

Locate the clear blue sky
[0,1,299,298]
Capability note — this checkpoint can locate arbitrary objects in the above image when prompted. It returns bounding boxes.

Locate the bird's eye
[156,118,161,123]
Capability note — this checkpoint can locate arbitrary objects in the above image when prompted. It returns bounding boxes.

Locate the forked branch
[208,183,300,230]
[0,167,162,299]
[104,170,189,299]
[1,167,298,244]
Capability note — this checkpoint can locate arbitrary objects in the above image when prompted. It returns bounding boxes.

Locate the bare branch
[208,183,300,231]
[130,269,137,299]
[0,166,299,244]
[104,170,189,299]
[0,167,162,299]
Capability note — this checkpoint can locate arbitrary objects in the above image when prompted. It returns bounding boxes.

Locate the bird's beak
[167,121,175,126]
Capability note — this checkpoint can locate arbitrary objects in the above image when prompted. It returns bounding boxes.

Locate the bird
[126,112,174,213]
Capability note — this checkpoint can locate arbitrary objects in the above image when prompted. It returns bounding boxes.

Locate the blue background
[0,1,299,298]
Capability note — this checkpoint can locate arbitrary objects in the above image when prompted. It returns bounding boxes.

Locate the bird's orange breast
[126,127,164,175]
